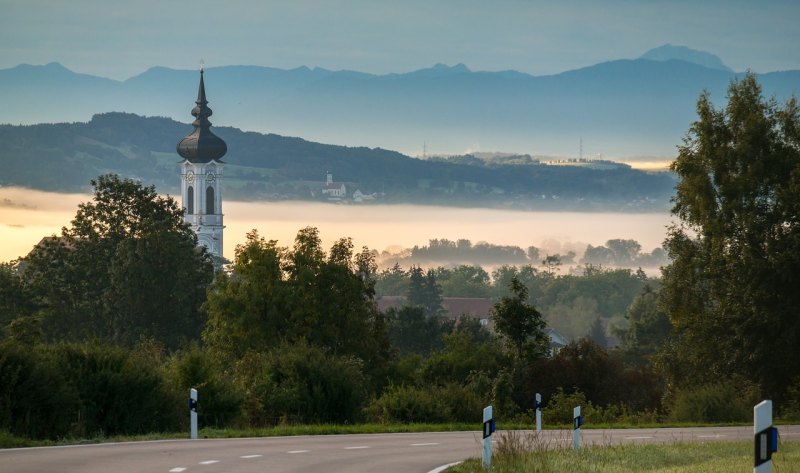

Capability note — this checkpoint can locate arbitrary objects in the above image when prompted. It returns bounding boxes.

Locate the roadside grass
[447,432,800,473]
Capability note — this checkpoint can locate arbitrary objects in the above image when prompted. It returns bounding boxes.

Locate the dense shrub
[0,342,76,439]
[364,383,483,423]
[525,339,663,413]
[167,343,244,428]
[236,341,368,425]
[667,380,760,423]
[45,342,183,436]
[781,379,800,421]
[542,388,590,424]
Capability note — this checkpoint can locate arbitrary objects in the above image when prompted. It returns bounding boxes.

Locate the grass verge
[448,432,800,473]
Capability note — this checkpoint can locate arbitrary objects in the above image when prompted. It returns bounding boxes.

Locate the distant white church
[321,172,347,200]
[176,68,227,259]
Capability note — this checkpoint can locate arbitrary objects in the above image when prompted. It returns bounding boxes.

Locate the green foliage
[363,383,483,423]
[45,342,183,436]
[492,276,547,360]
[418,329,504,387]
[661,73,800,399]
[204,228,390,375]
[236,341,368,425]
[586,317,608,347]
[667,380,761,423]
[0,341,76,439]
[492,369,517,420]
[386,306,449,357]
[542,388,590,424]
[375,263,408,296]
[167,343,243,428]
[21,174,213,349]
[781,378,800,420]
[527,339,663,413]
[435,265,493,298]
[0,263,35,333]
[406,266,444,316]
[617,285,672,364]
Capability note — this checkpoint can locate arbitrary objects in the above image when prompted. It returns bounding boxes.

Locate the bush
[781,378,800,421]
[0,341,76,439]
[667,380,760,423]
[236,341,368,425]
[525,339,663,413]
[167,343,243,428]
[45,342,183,436]
[364,385,450,423]
[542,388,590,425]
[364,383,483,423]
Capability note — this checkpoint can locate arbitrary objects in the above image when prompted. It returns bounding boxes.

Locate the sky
[1,0,798,80]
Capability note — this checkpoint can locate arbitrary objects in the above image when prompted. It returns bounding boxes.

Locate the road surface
[2,426,799,473]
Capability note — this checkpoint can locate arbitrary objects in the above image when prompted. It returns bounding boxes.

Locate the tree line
[375,237,668,272]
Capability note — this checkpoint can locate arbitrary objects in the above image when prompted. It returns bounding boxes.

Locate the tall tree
[406,266,444,317]
[22,174,213,348]
[204,227,390,374]
[661,73,800,398]
[617,286,672,364]
[491,275,547,360]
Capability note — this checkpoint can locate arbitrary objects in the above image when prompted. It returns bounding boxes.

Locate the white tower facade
[181,160,224,257]
[176,68,228,259]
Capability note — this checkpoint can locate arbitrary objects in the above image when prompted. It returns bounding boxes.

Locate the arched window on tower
[187,186,194,214]
[206,186,215,214]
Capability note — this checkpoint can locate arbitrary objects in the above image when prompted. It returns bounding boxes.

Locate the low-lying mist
[0,187,674,271]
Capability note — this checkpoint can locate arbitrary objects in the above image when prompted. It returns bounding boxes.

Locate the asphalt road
[2,426,798,473]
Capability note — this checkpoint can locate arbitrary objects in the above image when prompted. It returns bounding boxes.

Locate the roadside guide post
[482,405,495,470]
[189,388,198,440]
[573,405,583,449]
[754,400,778,473]
[535,393,542,432]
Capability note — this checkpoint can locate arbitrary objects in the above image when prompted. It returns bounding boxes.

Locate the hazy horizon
[2,1,798,81]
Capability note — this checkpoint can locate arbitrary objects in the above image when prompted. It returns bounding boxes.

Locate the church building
[176,68,227,258]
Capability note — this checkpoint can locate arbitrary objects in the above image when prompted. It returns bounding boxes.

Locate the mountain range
[1,45,797,157]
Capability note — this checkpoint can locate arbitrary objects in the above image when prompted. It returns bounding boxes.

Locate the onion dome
[176,69,227,162]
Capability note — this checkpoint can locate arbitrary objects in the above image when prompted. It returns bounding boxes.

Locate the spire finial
[200,58,204,73]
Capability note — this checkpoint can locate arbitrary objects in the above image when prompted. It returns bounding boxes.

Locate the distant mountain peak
[402,63,472,78]
[640,44,733,72]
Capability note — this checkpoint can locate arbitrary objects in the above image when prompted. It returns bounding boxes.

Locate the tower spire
[176,67,227,163]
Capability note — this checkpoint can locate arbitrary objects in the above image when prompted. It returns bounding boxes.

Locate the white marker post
[535,393,542,432]
[572,405,582,449]
[482,405,494,470]
[754,400,777,473]
[189,388,198,440]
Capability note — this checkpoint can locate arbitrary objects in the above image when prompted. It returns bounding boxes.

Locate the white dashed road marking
[345,446,370,450]
[288,450,310,454]
[697,434,726,438]
[169,468,187,473]
[412,443,440,446]
[199,460,219,464]
[428,462,462,473]
[625,436,653,439]
[240,454,263,458]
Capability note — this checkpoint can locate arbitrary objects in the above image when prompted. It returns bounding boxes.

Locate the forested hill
[0,112,676,210]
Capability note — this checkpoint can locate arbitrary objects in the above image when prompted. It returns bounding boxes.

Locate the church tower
[177,67,227,258]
